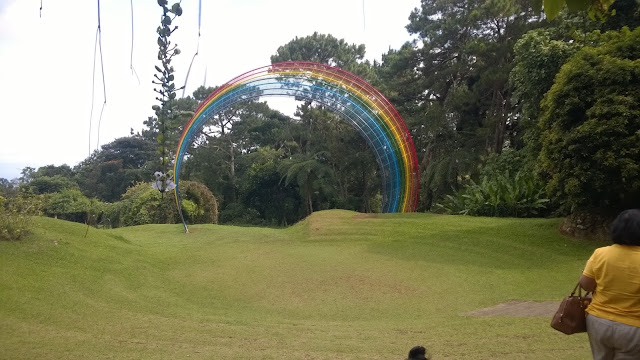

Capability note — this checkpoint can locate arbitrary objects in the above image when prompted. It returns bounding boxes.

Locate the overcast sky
[0,0,420,180]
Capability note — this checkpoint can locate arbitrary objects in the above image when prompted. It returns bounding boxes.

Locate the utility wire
[96,103,106,151]
[362,0,366,31]
[130,0,140,84]
[95,0,107,152]
[203,66,207,87]
[182,0,202,97]
[88,27,99,156]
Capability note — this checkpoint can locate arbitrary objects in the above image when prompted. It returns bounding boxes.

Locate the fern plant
[434,170,549,217]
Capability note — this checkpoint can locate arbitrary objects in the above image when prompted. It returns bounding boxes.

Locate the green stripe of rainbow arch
[174,61,419,231]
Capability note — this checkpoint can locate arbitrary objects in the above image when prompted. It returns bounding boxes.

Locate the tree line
[1,0,638,233]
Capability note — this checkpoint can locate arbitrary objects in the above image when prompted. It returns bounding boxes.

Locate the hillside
[0,211,603,359]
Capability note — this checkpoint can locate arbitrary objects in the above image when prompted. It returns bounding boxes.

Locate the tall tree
[279,151,336,215]
[270,33,381,212]
[75,136,157,202]
[537,0,618,20]
[0,178,19,199]
[239,147,301,225]
[379,0,541,210]
[182,92,292,211]
[538,27,640,214]
[510,28,581,151]
[271,32,373,79]
[151,0,184,178]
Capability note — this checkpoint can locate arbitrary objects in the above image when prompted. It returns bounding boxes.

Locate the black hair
[610,209,640,246]
[408,345,429,360]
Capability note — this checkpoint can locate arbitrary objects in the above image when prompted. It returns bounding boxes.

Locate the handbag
[550,282,592,334]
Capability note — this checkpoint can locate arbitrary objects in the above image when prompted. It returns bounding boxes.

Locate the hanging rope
[89,0,107,153]
[96,102,106,151]
[88,28,98,156]
[362,0,366,31]
[130,0,140,84]
[203,66,207,87]
[181,0,202,97]
[40,0,43,17]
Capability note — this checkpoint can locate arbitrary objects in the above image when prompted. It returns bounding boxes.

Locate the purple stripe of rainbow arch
[173,61,419,231]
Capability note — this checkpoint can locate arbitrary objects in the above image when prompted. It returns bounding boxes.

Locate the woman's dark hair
[408,345,429,360]
[610,209,640,246]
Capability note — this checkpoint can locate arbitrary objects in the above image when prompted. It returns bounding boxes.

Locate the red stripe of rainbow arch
[173,62,419,231]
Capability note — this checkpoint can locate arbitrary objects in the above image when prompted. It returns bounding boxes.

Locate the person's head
[610,209,640,246]
[407,345,429,360]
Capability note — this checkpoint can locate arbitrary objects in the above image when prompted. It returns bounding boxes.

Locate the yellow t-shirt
[583,244,640,327]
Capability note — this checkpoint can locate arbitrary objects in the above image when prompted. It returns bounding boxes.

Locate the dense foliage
[75,136,157,202]
[538,27,640,213]
[101,180,217,228]
[2,0,638,233]
[179,181,219,225]
[43,189,103,224]
[0,191,42,241]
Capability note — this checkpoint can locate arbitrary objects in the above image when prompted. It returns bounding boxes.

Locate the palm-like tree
[279,152,335,215]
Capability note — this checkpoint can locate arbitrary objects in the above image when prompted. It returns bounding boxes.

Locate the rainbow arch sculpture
[174,61,419,231]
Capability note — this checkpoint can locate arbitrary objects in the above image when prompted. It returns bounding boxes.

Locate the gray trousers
[586,314,640,360]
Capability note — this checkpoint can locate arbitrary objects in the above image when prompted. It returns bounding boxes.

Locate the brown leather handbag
[550,282,592,334]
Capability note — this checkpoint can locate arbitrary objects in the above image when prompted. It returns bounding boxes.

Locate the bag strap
[570,282,593,298]
[570,282,580,296]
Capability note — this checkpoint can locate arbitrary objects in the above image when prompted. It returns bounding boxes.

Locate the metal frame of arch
[174,61,419,232]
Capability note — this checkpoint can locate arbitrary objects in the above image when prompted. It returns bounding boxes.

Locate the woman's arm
[579,274,596,292]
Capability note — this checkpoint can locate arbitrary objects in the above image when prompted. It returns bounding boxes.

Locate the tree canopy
[8,0,640,230]
[538,27,640,213]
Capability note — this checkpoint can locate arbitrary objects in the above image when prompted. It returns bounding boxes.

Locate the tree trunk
[361,168,371,213]
[305,179,313,215]
[492,91,509,154]
[228,138,237,203]
[419,143,433,211]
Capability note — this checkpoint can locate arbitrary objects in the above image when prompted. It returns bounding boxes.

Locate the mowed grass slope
[0,210,603,359]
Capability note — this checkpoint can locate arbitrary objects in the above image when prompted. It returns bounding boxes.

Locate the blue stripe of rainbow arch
[174,61,419,231]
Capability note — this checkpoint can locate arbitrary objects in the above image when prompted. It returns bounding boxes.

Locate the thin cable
[198,0,202,31]
[131,66,140,85]
[362,0,365,31]
[88,27,99,156]
[181,0,202,97]
[96,102,106,151]
[129,0,140,84]
[40,0,43,17]
[130,0,134,68]
[182,41,199,97]
[98,0,106,103]
[96,0,107,151]
[203,66,207,87]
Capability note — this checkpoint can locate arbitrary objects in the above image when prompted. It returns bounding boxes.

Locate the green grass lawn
[0,210,605,359]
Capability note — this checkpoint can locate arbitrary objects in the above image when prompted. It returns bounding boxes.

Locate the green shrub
[104,180,218,228]
[219,203,263,225]
[434,170,549,217]
[0,192,43,241]
[26,175,77,194]
[181,199,198,221]
[538,27,640,213]
[105,183,176,228]
[43,189,103,223]
[180,181,218,224]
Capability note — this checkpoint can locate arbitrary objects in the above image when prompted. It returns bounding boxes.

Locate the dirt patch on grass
[465,300,559,317]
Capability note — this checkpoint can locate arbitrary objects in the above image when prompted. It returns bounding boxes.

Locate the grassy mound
[0,210,602,359]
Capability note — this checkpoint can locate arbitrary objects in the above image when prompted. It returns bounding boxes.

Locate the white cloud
[0,0,420,180]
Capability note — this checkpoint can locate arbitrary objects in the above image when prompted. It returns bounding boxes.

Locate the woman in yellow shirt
[579,209,640,360]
